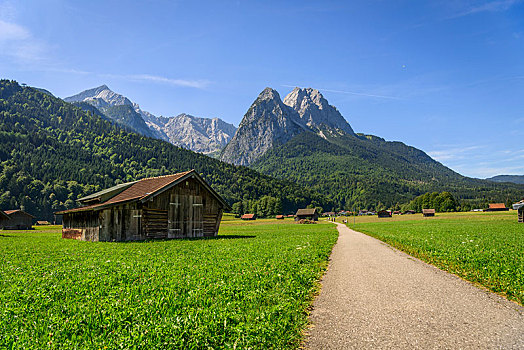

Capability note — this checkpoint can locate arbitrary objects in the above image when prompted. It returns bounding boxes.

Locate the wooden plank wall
[519,208,523,223]
[62,211,100,241]
[146,177,223,238]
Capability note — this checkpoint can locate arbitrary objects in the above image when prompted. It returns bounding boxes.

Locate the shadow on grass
[119,235,256,243]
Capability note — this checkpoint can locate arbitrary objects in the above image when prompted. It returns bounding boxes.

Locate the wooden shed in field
[513,200,524,223]
[276,215,284,220]
[422,209,435,217]
[56,170,230,241]
[0,209,35,230]
[377,210,392,218]
[485,203,509,212]
[241,213,256,220]
[295,208,318,221]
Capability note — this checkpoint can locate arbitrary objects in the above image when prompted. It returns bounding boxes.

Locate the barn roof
[56,170,230,214]
[513,200,524,210]
[422,209,435,214]
[241,213,255,219]
[77,181,137,204]
[296,208,317,216]
[488,203,507,209]
[3,209,35,218]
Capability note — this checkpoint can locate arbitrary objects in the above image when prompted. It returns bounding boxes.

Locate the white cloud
[0,19,29,40]
[447,0,521,19]
[428,145,484,162]
[104,73,211,89]
[0,19,48,62]
[281,84,401,100]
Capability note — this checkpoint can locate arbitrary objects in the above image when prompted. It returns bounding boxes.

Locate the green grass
[0,220,337,349]
[347,211,524,305]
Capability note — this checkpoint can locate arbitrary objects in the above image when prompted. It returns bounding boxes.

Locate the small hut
[275,215,284,220]
[295,208,318,221]
[402,210,416,215]
[36,220,51,225]
[377,210,392,218]
[422,209,435,217]
[485,203,509,212]
[513,200,524,223]
[0,209,35,230]
[241,214,256,220]
[56,170,230,241]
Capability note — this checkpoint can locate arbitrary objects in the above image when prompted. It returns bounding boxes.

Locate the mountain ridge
[0,79,328,219]
[65,85,237,154]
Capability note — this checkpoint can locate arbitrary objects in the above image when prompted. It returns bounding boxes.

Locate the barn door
[192,195,204,237]
[168,193,183,238]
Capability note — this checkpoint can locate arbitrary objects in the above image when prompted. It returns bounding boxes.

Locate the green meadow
[0,219,337,349]
[343,211,524,305]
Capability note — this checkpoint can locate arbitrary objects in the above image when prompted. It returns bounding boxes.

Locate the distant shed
[56,170,230,241]
[36,220,51,225]
[295,208,318,221]
[0,209,35,230]
[486,203,509,212]
[513,200,524,223]
[422,209,435,217]
[241,214,256,220]
[275,215,284,220]
[377,210,392,218]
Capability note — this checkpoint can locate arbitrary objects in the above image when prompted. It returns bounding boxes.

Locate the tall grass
[0,221,337,349]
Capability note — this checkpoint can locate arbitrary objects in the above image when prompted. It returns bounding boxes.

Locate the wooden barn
[56,170,230,241]
[377,210,392,218]
[422,209,435,217]
[485,203,509,212]
[0,209,35,230]
[241,213,256,220]
[275,215,284,220]
[513,200,524,223]
[295,208,318,221]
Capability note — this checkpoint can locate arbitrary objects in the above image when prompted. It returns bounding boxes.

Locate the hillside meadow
[0,218,337,349]
[340,211,524,305]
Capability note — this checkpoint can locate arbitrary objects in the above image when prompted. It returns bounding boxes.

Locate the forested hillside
[252,131,524,210]
[0,80,329,220]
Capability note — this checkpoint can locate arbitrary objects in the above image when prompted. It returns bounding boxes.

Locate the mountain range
[65,85,236,155]
[0,80,327,219]
[220,86,524,209]
[486,175,524,185]
[1,79,522,218]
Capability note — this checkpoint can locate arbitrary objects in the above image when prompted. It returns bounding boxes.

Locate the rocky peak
[283,87,354,135]
[220,87,306,166]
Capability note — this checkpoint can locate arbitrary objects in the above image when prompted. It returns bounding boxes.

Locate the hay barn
[422,209,435,217]
[378,210,392,218]
[241,214,256,220]
[275,215,284,220]
[0,209,34,230]
[485,203,509,212]
[513,200,524,223]
[56,170,230,241]
[295,208,318,221]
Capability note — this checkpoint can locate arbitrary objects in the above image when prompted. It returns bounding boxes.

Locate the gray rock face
[145,113,237,155]
[65,86,236,153]
[221,87,307,166]
[283,87,354,135]
[65,85,155,138]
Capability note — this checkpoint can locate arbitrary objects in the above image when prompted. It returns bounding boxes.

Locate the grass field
[0,219,337,349]
[341,211,524,305]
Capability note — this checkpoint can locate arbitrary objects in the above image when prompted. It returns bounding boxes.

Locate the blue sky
[1,0,524,178]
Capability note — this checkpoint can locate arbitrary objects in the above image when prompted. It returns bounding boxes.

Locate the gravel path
[305,223,524,349]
